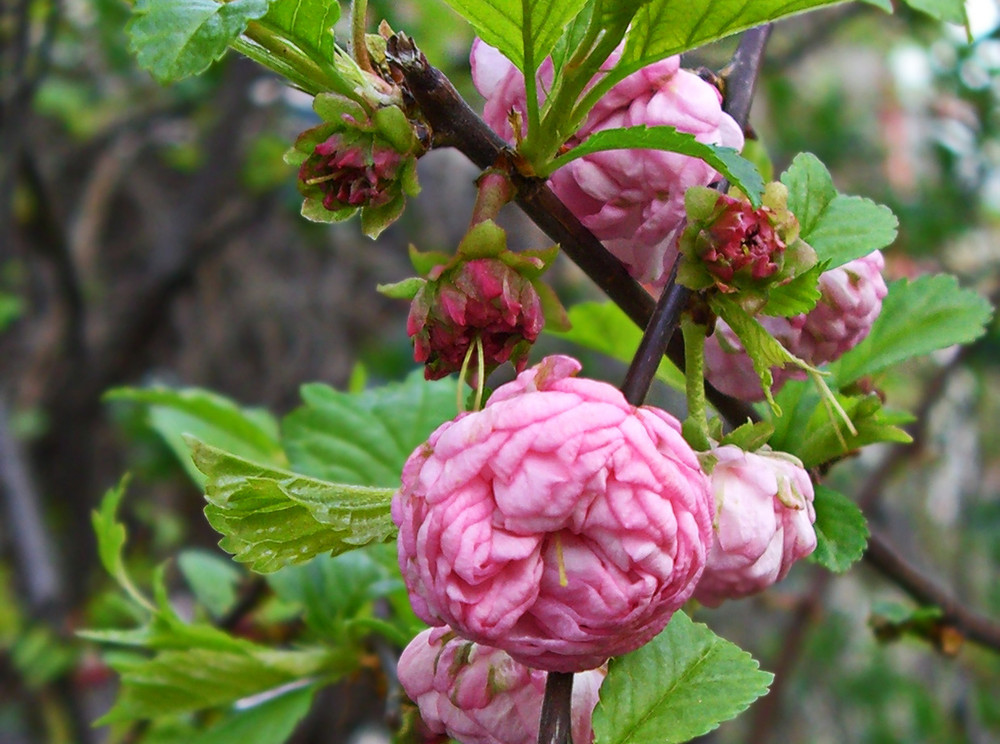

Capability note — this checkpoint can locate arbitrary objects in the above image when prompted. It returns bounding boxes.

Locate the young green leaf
[902,0,968,26]
[830,275,994,386]
[92,477,155,613]
[767,380,913,468]
[546,301,686,391]
[187,685,316,744]
[760,261,825,318]
[809,485,870,573]
[592,612,772,744]
[439,0,588,72]
[105,386,285,487]
[281,371,457,488]
[543,125,764,207]
[177,550,243,620]
[259,0,340,62]
[781,153,897,269]
[127,0,270,84]
[192,441,397,572]
[620,1,845,78]
[96,645,344,723]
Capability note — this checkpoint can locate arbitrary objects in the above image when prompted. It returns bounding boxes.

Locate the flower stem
[470,169,516,227]
[538,672,574,744]
[351,0,373,73]
[681,316,712,451]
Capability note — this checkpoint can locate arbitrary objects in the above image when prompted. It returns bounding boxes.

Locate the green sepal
[408,244,453,276]
[373,105,419,153]
[360,194,406,238]
[377,277,426,301]
[313,92,370,128]
[718,420,775,452]
[301,197,356,223]
[455,220,509,259]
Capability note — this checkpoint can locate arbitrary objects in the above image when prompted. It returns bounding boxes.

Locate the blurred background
[1,0,999,742]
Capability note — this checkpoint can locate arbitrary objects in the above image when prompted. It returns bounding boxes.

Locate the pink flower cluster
[397,627,604,744]
[700,195,786,286]
[392,355,713,673]
[299,133,403,210]
[706,250,889,400]
[471,41,744,287]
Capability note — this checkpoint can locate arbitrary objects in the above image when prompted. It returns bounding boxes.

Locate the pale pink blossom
[398,627,604,744]
[471,41,744,286]
[392,355,713,672]
[694,446,817,607]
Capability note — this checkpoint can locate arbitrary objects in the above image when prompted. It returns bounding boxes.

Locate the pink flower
[408,258,544,380]
[398,627,605,744]
[700,196,786,286]
[471,41,744,286]
[704,251,889,401]
[392,355,713,672]
[693,446,817,607]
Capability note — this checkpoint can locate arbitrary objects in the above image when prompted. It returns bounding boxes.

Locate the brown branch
[385,33,758,427]
[537,671,574,744]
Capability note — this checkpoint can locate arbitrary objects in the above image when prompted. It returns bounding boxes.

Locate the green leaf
[781,153,897,269]
[621,0,846,76]
[592,612,772,744]
[902,0,968,25]
[177,550,243,619]
[281,371,457,488]
[97,645,342,723]
[105,386,285,487]
[440,0,588,72]
[830,275,994,386]
[187,685,316,744]
[546,301,685,391]
[545,125,764,207]
[809,485,869,573]
[760,261,824,317]
[192,441,397,572]
[92,477,155,612]
[718,420,774,451]
[860,0,893,10]
[259,0,340,62]
[767,380,913,468]
[127,0,270,83]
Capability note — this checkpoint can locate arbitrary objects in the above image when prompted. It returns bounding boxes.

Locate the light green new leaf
[902,0,968,25]
[92,477,155,613]
[809,485,869,573]
[622,0,846,77]
[440,0,588,72]
[105,386,285,487]
[593,612,772,744]
[192,441,396,572]
[97,645,342,723]
[830,275,994,386]
[281,371,457,488]
[188,685,316,744]
[127,0,270,83]
[781,153,897,269]
[546,301,685,391]
[260,0,340,62]
[177,550,243,619]
[767,380,913,468]
[544,125,764,206]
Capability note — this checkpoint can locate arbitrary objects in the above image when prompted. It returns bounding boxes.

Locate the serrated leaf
[902,0,968,25]
[593,612,772,744]
[96,645,343,723]
[781,153,897,269]
[188,685,316,744]
[621,0,846,77]
[767,380,913,468]
[177,550,243,619]
[127,0,270,83]
[105,386,285,487]
[545,126,764,206]
[440,0,588,72]
[259,0,340,63]
[760,261,824,317]
[830,275,994,386]
[281,370,457,488]
[192,441,397,572]
[546,301,685,391]
[809,485,869,572]
[92,477,155,612]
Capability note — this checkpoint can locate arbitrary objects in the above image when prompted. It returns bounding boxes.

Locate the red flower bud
[701,196,786,285]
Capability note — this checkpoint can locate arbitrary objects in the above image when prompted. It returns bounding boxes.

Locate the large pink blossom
[398,627,605,744]
[471,40,744,286]
[392,355,713,672]
[694,446,817,607]
[705,251,889,401]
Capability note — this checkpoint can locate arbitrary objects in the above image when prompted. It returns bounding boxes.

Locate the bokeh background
[2,0,999,742]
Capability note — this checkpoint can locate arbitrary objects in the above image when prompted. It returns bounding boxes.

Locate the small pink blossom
[398,627,605,744]
[701,196,786,285]
[694,446,817,607]
[471,41,744,286]
[392,355,713,672]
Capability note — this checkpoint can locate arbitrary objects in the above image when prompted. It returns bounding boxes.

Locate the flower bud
[392,355,713,672]
[398,627,605,744]
[693,446,817,607]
